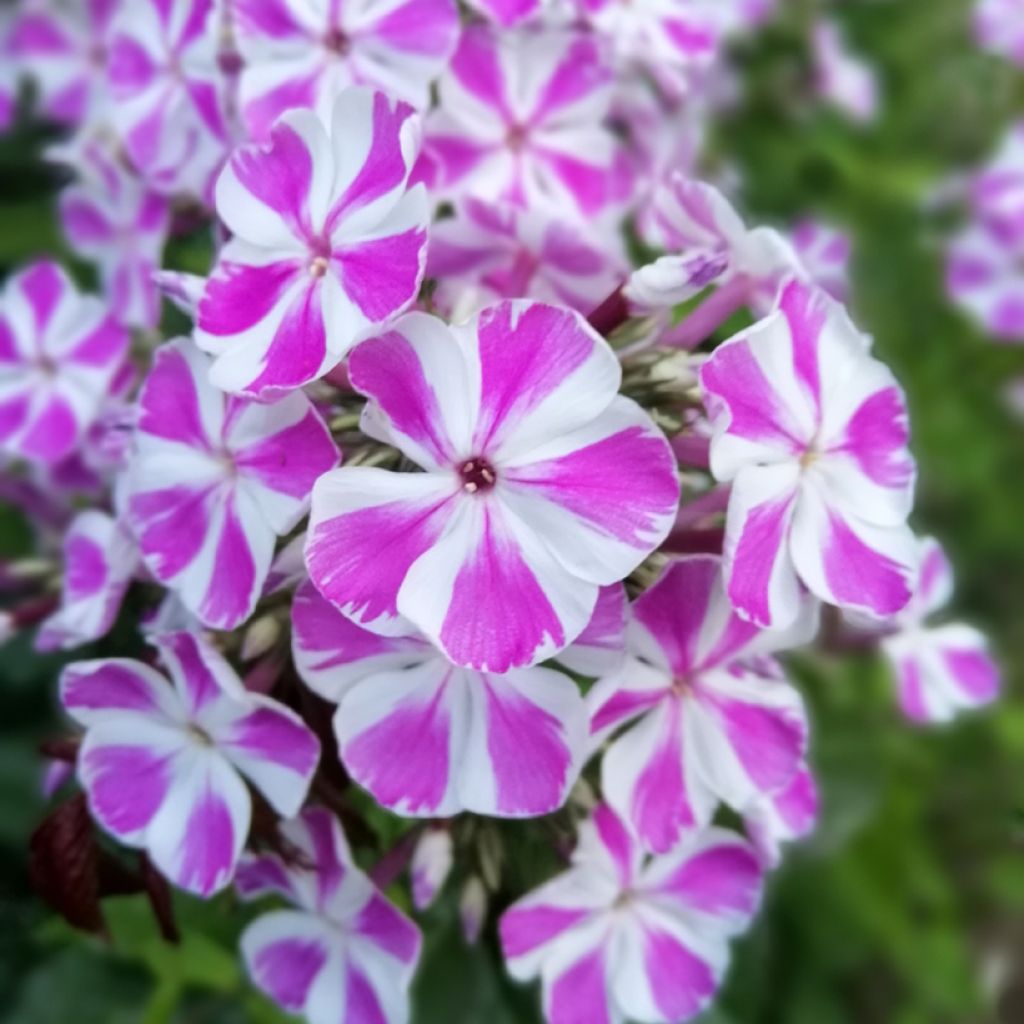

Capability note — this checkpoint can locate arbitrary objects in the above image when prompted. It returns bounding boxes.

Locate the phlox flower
[58,140,170,330]
[974,0,1024,66]
[742,763,818,869]
[0,260,129,467]
[9,0,115,128]
[196,88,429,397]
[107,0,230,196]
[945,223,1024,341]
[588,555,814,853]
[811,20,879,124]
[305,299,679,671]
[233,0,460,140]
[291,578,588,817]
[968,122,1024,244]
[877,537,1000,723]
[411,828,454,910]
[500,803,763,1024]
[421,25,618,218]
[700,278,918,628]
[427,199,625,318]
[124,338,339,630]
[36,510,138,652]
[237,807,420,1024]
[61,631,320,896]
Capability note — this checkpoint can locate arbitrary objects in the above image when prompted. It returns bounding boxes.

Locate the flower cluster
[0,4,1000,1024]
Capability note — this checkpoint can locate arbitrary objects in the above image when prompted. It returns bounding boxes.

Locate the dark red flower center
[459,457,497,493]
[324,28,351,55]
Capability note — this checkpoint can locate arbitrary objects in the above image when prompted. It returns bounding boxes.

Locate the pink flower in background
[812,20,879,124]
[743,763,818,869]
[9,0,115,127]
[427,199,625,318]
[196,88,429,396]
[588,556,813,853]
[879,537,1000,723]
[291,579,588,816]
[233,0,460,141]
[0,260,128,467]
[791,220,851,305]
[306,300,679,670]
[411,828,454,910]
[61,631,320,896]
[700,279,917,628]
[422,25,617,218]
[107,0,230,196]
[967,121,1024,243]
[945,224,1024,341]
[500,803,763,1024]
[58,141,170,329]
[238,807,420,1024]
[125,338,339,630]
[974,0,1024,66]
[36,510,138,651]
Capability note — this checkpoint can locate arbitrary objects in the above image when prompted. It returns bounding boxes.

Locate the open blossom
[306,299,679,671]
[234,0,460,140]
[974,0,1024,66]
[196,88,429,396]
[812,20,879,124]
[588,555,813,853]
[743,763,818,869]
[61,631,320,896]
[58,141,170,330]
[422,25,617,218]
[36,511,138,652]
[878,537,1000,723]
[238,807,420,1024]
[427,199,625,318]
[0,260,129,467]
[124,338,339,630]
[501,804,763,1024]
[411,828,454,910]
[291,579,588,816]
[107,0,229,196]
[9,0,115,128]
[700,278,917,628]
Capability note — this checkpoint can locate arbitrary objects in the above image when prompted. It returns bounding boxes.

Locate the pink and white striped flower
[967,121,1024,244]
[0,260,129,467]
[812,20,879,124]
[411,828,454,910]
[305,300,679,671]
[427,199,625,318]
[878,537,1000,724]
[421,25,617,218]
[9,0,116,128]
[974,0,1024,66]
[36,510,138,652]
[500,803,763,1024]
[945,223,1024,341]
[700,278,918,628]
[125,338,339,631]
[196,88,429,397]
[107,0,230,197]
[61,631,320,896]
[59,141,171,330]
[238,807,420,1024]
[588,555,813,853]
[743,763,818,869]
[291,579,588,817]
[234,0,460,140]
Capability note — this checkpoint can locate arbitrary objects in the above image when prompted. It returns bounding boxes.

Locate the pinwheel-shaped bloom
[59,142,170,329]
[108,0,229,196]
[428,199,624,318]
[9,0,115,127]
[36,511,138,652]
[125,339,339,630]
[411,828,454,910]
[422,25,617,218]
[61,632,320,896]
[700,279,917,628]
[878,537,1000,723]
[588,555,813,853]
[196,88,429,396]
[234,0,460,140]
[237,807,420,1024]
[0,261,128,467]
[743,763,818,869]
[305,300,679,671]
[500,804,763,1024]
[974,0,1024,67]
[946,223,1024,342]
[812,20,879,124]
[291,579,588,816]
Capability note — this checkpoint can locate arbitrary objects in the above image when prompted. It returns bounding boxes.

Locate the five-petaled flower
[305,299,679,672]
[61,631,320,896]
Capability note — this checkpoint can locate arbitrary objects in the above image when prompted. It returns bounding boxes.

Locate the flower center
[459,457,497,494]
[506,123,530,152]
[309,255,330,278]
[323,28,351,55]
[186,722,214,747]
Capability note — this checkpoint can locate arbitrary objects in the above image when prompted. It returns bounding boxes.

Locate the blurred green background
[1,1,1023,1022]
